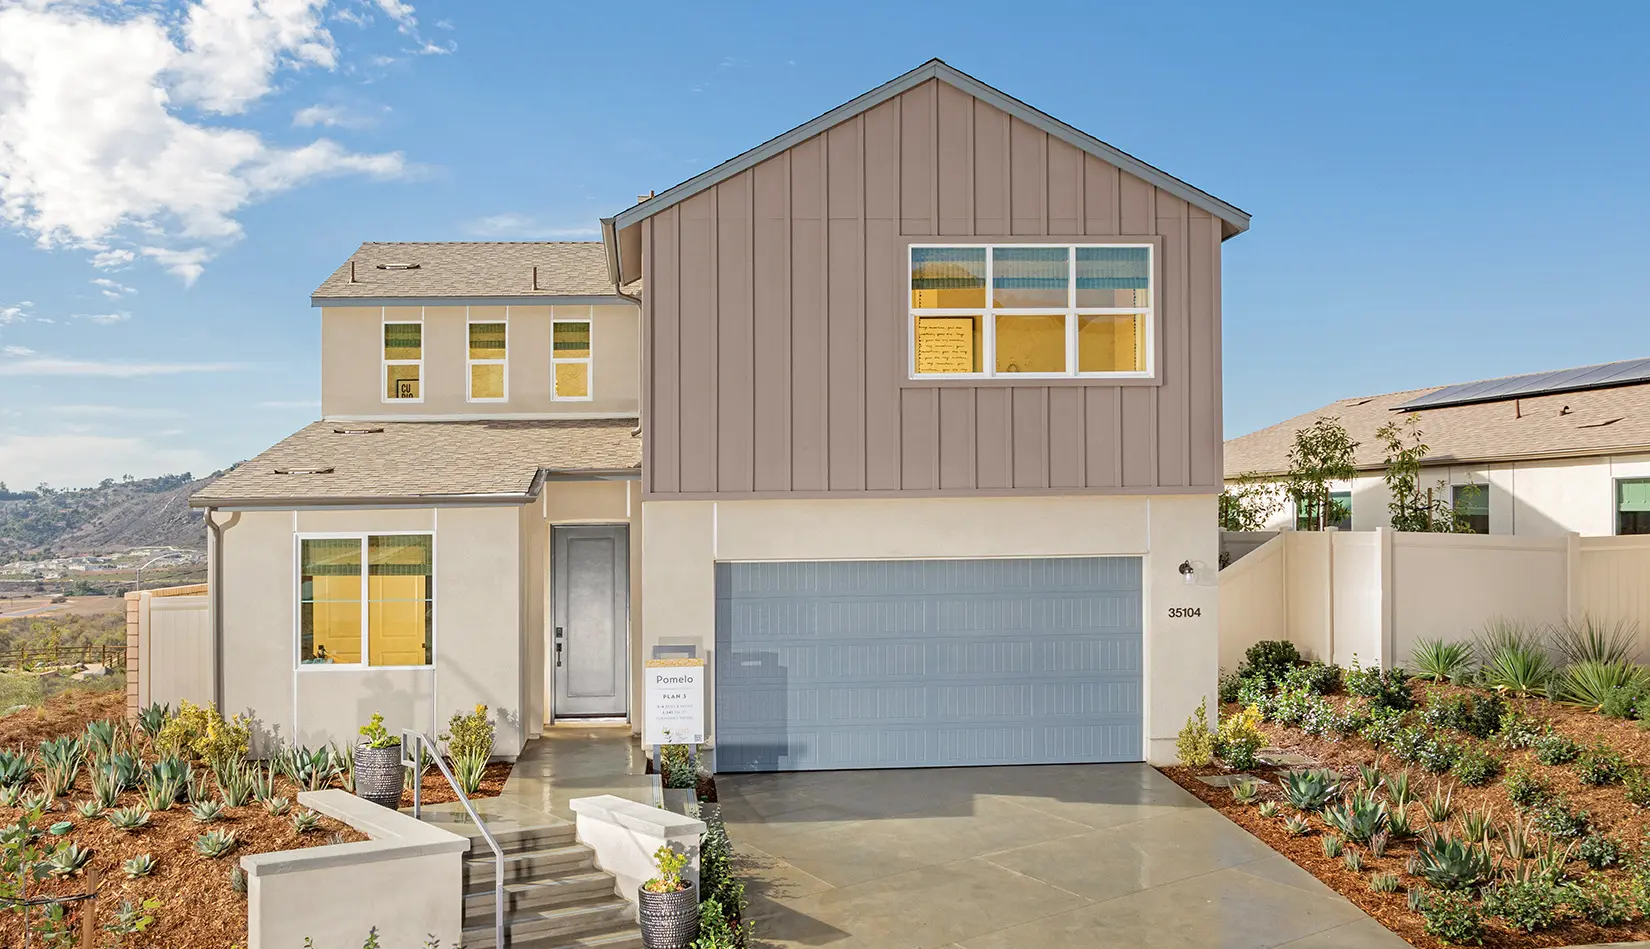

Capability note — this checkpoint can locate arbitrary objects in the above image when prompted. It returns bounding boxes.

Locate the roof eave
[310,293,635,308]
[189,491,538,510]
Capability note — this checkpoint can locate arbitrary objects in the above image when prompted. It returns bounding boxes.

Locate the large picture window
[382,318,422,401]
[299,534,432,668]
[909,244,1152,379]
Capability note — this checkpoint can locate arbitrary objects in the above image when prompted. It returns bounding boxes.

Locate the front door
[552,525,630,718]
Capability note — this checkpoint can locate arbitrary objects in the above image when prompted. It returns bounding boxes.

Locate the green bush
[1281,661,1341,696]
[1579,834,1622,870]
[1451,746,1501,787]
[1425,693,1504,739]
[1533,797,1590,839]
[1175,698,1216,766]
[1418,737,1461,775]
[1482,880,1563,933]
[1626,768,1650,807]
[1239,640,1301,687]
[1217,670,1243,705]
[1564,876,1635,926]
[1359,705,1406,747]
[1389,725,1429,762]
[1413,888,1484,945]
[1575,742,1626,786]
[1600,683,1647,719]
[1495,707,1543,749]
[1214,706,1266,771]
[1322,792,1388,844]
[1235,676,1273,716]
[1533,733,1579,765]
[1502,766,1548,810]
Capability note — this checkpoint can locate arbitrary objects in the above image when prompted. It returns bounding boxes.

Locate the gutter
[1226,440,1650,482]
[189,492,539,510]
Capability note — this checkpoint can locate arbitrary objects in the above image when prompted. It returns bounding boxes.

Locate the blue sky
[2,1,1648,488]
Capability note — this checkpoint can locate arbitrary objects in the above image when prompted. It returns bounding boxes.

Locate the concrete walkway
[718,764,1409,949]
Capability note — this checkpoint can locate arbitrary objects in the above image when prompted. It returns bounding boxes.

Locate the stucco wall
[639,494,1218,764]
[320,303,640,419]
[217,505,530,757]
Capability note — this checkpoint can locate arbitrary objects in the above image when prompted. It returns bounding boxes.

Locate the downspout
[602,215,645,438]
[205,508,240,710]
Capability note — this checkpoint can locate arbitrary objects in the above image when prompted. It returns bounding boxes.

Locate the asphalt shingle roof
[1226,379,1650,478]
[192,419,641,505]
[311,242,639,301]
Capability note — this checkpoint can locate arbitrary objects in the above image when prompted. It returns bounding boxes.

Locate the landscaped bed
[0,693,512,949]
[1165,627,1650,947]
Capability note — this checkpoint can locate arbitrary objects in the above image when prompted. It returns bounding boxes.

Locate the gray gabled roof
[311,242,641,307]
[603,58,1250,244]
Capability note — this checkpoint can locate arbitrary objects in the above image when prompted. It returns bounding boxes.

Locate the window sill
[296,664,435,673]
[900,375,1161,389]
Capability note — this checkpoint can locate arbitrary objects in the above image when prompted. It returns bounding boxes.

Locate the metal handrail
[403,729,505,949]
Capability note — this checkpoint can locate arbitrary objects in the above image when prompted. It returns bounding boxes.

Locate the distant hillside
[0,472,222,559]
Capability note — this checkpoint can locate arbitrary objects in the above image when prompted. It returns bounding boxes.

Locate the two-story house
[192,59,1249,768]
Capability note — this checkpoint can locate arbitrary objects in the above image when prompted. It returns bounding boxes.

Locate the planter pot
[355,743,403,809]
[637,883,699,949]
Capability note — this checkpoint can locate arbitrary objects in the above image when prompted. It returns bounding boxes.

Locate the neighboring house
[1225,357,1650,537]
[192,59,1249,769]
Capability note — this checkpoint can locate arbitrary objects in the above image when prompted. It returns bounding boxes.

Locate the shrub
[1235,675,1272,714]
[1565,876,1635,926]
[1411,639,1476,684]
[1360,705,1406,747]
[1503,767,1548,810]
[1551,660,1647,709]
[1346,660,1415,711]
[1495,707,1543,749]
[1600,683,1648,719]
[1413,888,1484,945]
[357,712,401,750]
[1426,692,1505,739]
[1413,833,1493,890]
[1217,670,1243,705]
[1626,768,1650,807]
[1482,880,1563,932]
[1451,746,1501,787]
[157,701,250,772]
[1390,725,1429,762]
[1239,640,1300,686]
[1533,733,1579,765]
[1575,742,1625,786]
[1176,698,1216,766]
[1214,706,1266,771]
[1271,687,1318,728]
[441,704,495,795]
[1418,737,1461,775]
[1282,661,1341,696]
[1579,834,1622,870]
[1533,797,1590,839]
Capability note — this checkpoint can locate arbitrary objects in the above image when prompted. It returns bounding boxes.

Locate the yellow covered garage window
[298,533,432,668]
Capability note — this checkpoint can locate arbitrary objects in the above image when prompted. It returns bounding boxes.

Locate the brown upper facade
[602,59,1248,500]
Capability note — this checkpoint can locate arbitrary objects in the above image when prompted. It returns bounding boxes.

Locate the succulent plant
[122,853,157,879]
[105,806,151,831]
[1413,832,1493,890]
[1321,834,1344,858]
[44,842,92,876]
[1257,801,1279,819]
[194,828,238,859]
[1284,815,1312,837]
[1369,872,1401,893]
[264,795,291,817]
[1282,769,1340,812]
[189,799,225,823]
[291,809,323,835]
[0,749,34,788]
[1322,791,1388,844]
[73,800,101,820]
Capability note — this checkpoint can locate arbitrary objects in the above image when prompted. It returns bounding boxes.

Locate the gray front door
[553,526,630,718]
[714,556,1143,772]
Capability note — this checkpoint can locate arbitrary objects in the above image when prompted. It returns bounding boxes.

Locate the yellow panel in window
[994,314,1066,373]
[306,596,361,664]
[911,248,986,309]
[468,322,506,359]
[386,364,420,400]
[1078,313,1146,373]
[383,323,422,360]
[555,361,589,398]
[369,597,429,666]
[913,315,981,374]
[553,321,591,359]
[470,363,505,399]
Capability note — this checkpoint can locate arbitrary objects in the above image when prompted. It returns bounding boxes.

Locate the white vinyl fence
[1218,529,1610,672]
[125,584,213,716]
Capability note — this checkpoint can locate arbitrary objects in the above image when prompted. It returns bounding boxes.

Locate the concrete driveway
[717,764,1408,949]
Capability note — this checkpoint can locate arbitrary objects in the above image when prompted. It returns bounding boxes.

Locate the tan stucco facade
[637,493,1219,764]
[319,303,640,420]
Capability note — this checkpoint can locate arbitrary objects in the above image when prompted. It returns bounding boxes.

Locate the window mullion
[1066,246,1077,375]
[360,536,370,668]
[984,248,995,376]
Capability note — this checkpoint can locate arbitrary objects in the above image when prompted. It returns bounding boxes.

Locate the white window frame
[381,308,424,403]
[466,307,509,403]
[294,531,436,672]
[551,305,594,402]
[907,243,1155,381]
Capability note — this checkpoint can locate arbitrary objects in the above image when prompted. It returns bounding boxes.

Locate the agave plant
[1257,801,1280,819]
[90,766,121,811]
[1382,769,1415,811]
[1459,806,1495,844]
[37,758,79,798]
[1550,660,1647,708]
[1230,779,1259,804]
[1282,769,1341,812]
[264,795,291,817]
[230,866,248,895]
[73,799,101,820]
[1321,834,1344,858]
[19,789,53,813]
[291,809,323,835]
[1284,815,1312,837]
[1551,615,1639,666]
[148,755,191,797]
[0,749,32,788]
[103,752,141,792]
[1498,816,1534,862]
[137,703,169,740]
[141,773,183,812]
[189,799,225,823]
[122,853,157,879]
[1323,791,1388,844]
[1387,805,1417,839]
[44,842,93,876]
[1410,638,1476,683]
[105,807,151,831]
[1424,783,1454,823]
[1357,763,1383,792]
[38,736,84,774]
[186,770,212,805]
[1413,832,1493,890]
[281,747,337,792]
[330,741,358,794]
[1342,849,1364,872]
[195,829,238,858]
[1368,830,1391,859]
[219,764,255,808]
[250,762,277,803]
[83,720,117,759]
[1369,872,1401,893]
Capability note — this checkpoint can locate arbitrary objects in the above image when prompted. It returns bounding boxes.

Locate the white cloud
[294,103,353,128]
[0,355,244,377]
[0,433,210,490]
[74,312,130,325]
[372,0,418,32]
[91,278,136,300]
[464,213,600,240]
[3,345,35,357]
[0,1,413,283]
[0,302,32,325]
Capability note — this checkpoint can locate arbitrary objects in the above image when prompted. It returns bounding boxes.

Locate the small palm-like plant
[1284,815,1312,837]
[1550,660,1646,708]
[1550,615,1639,666]
[1323,791,1388,844]
[45,842,92,876]
[190,799,226,823]
[291,809,323,835]
[122,853,157,879]
[1410,639,1476,683]
[105,807,151,831]
[1283,769,1341,812]
[195,829,238,858]
[1480,635,1555,695]
[1413,832,1493,890]
[265,795,292,817]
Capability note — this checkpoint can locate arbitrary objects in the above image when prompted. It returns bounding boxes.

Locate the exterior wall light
[1178,560,1195,584]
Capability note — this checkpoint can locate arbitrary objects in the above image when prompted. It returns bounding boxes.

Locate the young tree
[1376,414,1471,532]
[1219,473,1285,531]
[1284,417,1358,531]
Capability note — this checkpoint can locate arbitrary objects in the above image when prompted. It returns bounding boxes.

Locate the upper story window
[1618,479,1650,535]
[468,316,507,401]
[298,533,433,668]
[909,244,1152,379]
[382,318,422,401]
[552,310,592,401]
[1452,484,1489,534]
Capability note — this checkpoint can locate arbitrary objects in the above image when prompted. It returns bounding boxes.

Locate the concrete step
[462,871,620,921]
[463,844,596,887]
[456,821,578,859]
[458,898,638,949]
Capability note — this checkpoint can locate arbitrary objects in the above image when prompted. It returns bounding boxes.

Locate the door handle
[555,626,564,667]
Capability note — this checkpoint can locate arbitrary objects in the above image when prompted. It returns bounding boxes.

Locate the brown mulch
[409,761,513,806]
[1159,682,1650,949]
[0,689,126,749]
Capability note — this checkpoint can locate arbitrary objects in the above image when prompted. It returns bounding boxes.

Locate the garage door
[713,557,1142,772]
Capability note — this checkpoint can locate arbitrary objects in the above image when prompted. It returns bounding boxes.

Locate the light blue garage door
[713,557,1143,772]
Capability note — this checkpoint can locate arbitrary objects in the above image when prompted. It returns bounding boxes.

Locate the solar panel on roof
[1394,357,1650,412]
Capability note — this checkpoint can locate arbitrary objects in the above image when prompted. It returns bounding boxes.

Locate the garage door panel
[715,557,1142,772]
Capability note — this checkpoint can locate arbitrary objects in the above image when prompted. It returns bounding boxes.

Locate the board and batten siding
[642,78,1223,499]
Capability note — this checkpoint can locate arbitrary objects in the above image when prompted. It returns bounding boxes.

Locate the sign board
[915,317,976,373]
[643,657,705,746]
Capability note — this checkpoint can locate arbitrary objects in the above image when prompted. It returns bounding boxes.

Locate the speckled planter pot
[638,883,699,948]
[354,743,403,809]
